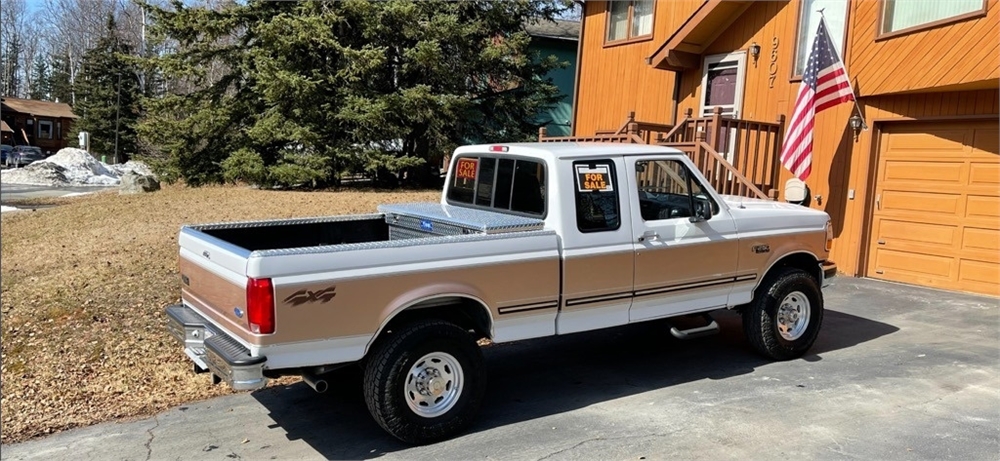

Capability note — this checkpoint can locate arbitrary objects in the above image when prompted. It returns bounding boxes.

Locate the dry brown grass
[0,184,439,443]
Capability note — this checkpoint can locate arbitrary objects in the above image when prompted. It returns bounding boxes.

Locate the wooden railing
[538,108,785,200]
[658,108,784,199]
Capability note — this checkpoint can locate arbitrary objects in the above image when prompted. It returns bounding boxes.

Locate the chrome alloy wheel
[405,352,464,418]
[776,290,811,341]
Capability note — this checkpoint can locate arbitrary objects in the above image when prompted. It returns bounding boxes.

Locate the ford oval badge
[420,220,433,231]
[233,307,244,318]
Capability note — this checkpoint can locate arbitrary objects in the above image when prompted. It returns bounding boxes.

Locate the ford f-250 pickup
[166,142,836,444]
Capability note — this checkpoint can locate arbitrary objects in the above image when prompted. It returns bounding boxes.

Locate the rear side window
[447,155,546,216]
[573,160,620,232]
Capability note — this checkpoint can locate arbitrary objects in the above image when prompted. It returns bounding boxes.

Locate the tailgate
[178,227,255,345]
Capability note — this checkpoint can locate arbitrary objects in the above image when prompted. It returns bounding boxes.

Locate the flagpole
[818,10,867,130]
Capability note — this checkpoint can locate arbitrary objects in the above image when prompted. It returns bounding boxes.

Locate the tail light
[825,220,834,252]
[246,277,275,334]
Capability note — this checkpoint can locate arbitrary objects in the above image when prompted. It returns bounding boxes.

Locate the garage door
[867,121,999,296]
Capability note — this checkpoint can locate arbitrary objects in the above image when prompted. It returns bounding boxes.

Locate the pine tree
[28,56,51,100]
[49,52,74,105]
[73,15,142,162]
[142,0,567,187]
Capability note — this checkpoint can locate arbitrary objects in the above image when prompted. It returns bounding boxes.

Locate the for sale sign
[576,165,613,192]
[455,158,478,181]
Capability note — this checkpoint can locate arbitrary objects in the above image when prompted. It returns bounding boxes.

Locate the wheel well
[764,252,821,285]
[381,297,492,341]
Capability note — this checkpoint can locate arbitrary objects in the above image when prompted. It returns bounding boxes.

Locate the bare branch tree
[1,0,30,96]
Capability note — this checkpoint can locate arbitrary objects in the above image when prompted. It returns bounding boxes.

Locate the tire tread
[743,267,824,360]
[363,319,485,444]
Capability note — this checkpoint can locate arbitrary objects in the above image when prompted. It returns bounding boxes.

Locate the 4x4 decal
[283,286,337,306]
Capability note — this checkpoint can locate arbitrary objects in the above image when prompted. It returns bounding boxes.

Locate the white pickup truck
[166,142,836,444]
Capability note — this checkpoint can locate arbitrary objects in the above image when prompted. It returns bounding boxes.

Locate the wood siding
[572,0,1000,280]
[675,0,798,123]
[850,0,999,96]
[657,1,999,275]
[573,0,702,135]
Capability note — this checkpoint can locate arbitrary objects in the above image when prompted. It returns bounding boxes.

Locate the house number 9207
[768,37,779,89]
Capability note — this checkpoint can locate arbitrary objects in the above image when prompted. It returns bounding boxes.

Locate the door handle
[638,230,659,242]
[875,193,881,210]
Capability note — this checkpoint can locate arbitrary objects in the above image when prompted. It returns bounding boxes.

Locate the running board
[668,313,720,340]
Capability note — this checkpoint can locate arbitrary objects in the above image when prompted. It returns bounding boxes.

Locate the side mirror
[689,197,713,223]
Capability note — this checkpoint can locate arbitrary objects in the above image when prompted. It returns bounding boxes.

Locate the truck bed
[201,216,389,251]
[190,202,548,253]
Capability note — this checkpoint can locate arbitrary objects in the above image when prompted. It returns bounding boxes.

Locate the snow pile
[110,160,155,177]
[40,148,120,185]
[1,205,19,213]
[0,148,154,187]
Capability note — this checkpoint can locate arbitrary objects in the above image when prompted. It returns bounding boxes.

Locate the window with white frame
[880,0,985,35]
[38,120,53,140]
[793,0,849,77]
[606,0,654,42]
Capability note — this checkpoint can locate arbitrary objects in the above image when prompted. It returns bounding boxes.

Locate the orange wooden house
[541,0,999,296]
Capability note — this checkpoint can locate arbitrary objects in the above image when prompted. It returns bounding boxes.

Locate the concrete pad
[2,278,997,460]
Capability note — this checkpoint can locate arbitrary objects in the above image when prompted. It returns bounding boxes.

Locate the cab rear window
[447,156,546,216]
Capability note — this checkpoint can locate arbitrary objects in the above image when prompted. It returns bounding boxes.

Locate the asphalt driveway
[2,277,997,460]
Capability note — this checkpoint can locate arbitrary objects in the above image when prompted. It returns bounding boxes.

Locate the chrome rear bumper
[165,304,267,391]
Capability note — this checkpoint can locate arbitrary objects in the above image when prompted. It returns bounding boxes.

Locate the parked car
[0,144,11,165]
[166,142,836,444]
[7,145,45,168]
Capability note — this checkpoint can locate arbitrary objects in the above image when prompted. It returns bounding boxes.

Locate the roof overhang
[0,98,78,119]
[647,0,755,71]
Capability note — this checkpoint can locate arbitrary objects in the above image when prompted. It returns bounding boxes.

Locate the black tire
[742,267,824,360]
[363,319,486,445]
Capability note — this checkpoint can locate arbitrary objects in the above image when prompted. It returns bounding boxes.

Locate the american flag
[780,18,855,180]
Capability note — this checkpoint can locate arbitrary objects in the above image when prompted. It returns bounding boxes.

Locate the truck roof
[453,142,686,162]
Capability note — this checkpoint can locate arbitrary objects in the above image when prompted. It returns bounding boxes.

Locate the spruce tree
[49,53,74,105]
[73,16,142,162]
[142,0,567,187]
[28,56,51,100]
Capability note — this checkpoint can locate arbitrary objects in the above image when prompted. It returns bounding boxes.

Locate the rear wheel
[363,319,486,444]
[742,267,823,360]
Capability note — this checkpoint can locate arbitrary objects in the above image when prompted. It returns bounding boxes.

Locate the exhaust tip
[302,373,328,394]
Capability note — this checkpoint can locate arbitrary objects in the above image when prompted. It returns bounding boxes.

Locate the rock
[119,171,161,194]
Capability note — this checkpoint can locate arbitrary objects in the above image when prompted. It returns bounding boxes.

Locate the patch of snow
[110,160,154,177]
[41,148,119,185]
[1,205,19,213]
[0,148,155,187]
[61,192,95,198]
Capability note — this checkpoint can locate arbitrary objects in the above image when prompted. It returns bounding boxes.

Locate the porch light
[749,42,761,65]
[849,114,867,142]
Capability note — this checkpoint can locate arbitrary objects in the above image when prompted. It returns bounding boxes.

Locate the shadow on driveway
[250,308,898,459]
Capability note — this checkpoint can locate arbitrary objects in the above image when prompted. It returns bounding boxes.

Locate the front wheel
[363,319,486,444]
[742,267,824,360]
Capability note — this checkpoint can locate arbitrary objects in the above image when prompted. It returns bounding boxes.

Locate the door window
[573,160,620,232]
[635,160,717,221]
